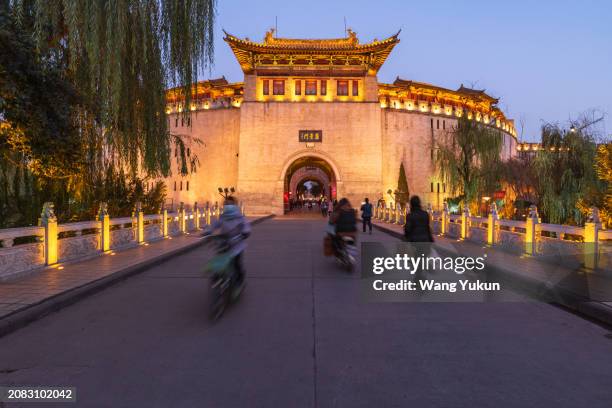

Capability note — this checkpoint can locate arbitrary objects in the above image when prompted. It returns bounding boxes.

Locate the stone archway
[279,151,341,213]
[289,167,331,201]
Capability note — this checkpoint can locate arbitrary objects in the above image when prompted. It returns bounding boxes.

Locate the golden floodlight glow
[162,209,168,237]
[101,214,110,252]
[136,210,144,244]
[45,220,58,265]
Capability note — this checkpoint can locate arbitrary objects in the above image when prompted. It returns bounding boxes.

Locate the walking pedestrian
[404,196,434,281]
[321,200,328,217]
[404,196,433,243]
[360,197,373,234]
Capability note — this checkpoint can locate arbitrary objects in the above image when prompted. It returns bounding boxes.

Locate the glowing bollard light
[584,207,601,270]
[395,204,401,225]
[441,202,449,236]
[41,202,58,265]
[178,202,186,233]
[134,202,144,244]
[524,205,539,256]
[487,203,498,246]
[461,205,470,240]
[98,202,110,252]
[161,208,169,238]
[194,202,200,230]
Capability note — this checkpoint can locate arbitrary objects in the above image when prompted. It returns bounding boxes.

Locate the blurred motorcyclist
[329,198,357,255]
[206,197,251,286]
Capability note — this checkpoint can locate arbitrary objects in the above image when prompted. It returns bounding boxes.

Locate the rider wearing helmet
[207,197,251,285]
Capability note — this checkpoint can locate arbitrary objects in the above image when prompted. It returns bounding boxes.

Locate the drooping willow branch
[11,0,216,178]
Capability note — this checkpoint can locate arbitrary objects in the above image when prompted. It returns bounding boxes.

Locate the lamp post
[569,116,603,133]
[218,187,236,199]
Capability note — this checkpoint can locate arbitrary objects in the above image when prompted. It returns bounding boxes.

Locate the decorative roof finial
[265,28,275,43]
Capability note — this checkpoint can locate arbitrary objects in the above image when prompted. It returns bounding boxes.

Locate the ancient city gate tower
[163,30,517,214]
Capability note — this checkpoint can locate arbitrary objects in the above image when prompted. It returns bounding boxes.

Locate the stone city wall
[237,101,383,214]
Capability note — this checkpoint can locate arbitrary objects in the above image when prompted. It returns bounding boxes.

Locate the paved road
[1,214,612,407]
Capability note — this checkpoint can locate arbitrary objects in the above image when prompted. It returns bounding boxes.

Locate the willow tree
[435,116,503,211]
[15,0,215,176]
[535,123,603,225]
[1,1,216,224]
[591,143,612,227]
[499,155,539,219]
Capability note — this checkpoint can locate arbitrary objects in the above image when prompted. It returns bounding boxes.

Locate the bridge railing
[0,201,246,281]
[373,202,610,271]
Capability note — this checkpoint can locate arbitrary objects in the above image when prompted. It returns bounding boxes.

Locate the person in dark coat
[404,196,434,243]
[360,197,373,234]
[404,196,433,281]
[330,198,357,235]
[329,198,357,255]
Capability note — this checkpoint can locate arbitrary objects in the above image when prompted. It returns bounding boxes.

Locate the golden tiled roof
[385,77,500,108]
[393,78,499,104]
[223,29,400,74]
[456,85,498,103]
[379,77,516,137]
[261,28,360,50]
[166,77,243,103]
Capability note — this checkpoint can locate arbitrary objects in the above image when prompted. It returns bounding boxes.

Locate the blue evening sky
[205,0,612,142]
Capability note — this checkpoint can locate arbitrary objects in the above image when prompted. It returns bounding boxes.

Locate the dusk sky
[204,0,612,142]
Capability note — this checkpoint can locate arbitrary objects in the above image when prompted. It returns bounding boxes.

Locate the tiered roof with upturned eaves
[223,29,400,75]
